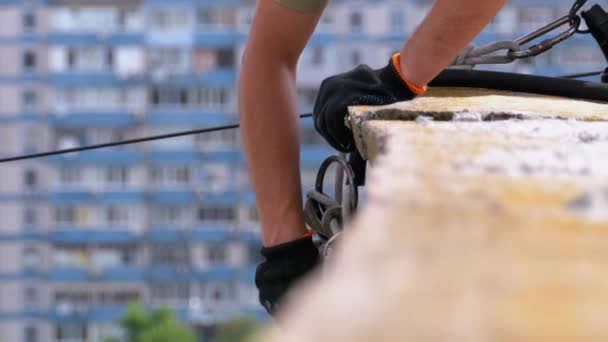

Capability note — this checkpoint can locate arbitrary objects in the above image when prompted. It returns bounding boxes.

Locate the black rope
[559,70,603,79]
[0,113,313,163]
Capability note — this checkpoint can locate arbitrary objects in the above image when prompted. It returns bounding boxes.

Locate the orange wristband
[391,53,428,95]
[302,230,317,238]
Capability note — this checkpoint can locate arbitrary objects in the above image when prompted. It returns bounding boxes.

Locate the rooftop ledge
[262,87,608,340]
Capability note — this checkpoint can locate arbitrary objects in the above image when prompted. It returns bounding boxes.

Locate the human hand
[313,53,426,152]
[255,235,320,315]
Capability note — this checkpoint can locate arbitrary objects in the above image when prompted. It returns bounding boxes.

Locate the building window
[197,207,236,222]
[55,324,87,342]
[206,244,227,264]
[247,242,263,263]
[59,166,82,186]
[22,90,37,112]
[201,282,235,304]
[24,169,38,190]
[390,10,404,31]
[23,51,37,72]
[105,206,129,225]
[106,48,114,66]
[217,48,235,67]
[24,286,39,307]
[24,325,38,342]
[24,206,38,227]
[91,247,135,269]
[22,11,37,32]
[149,48,189,74]
[310,47,324,66]
[248,206,259,222]
[149,8,189,31]
[150,166,191,186]
[55,206,77,225]
[105,166,129,185]
[350,11,363,32]
[196,164,231,193]
[194,129,237,151]
[191,87,229,108]
[518,6,556,31]
[150,244,189,265]
[149,206,186,225]
[66,47,112,71]
[150,283,189,302]
[351,50,361,66]
[196,7,235,29]
[22,125,39,152]
[23,247,40,270]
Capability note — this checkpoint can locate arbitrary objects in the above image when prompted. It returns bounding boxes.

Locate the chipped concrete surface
[261,88,608,341]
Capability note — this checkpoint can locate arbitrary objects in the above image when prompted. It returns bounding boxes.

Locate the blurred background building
[0,0,604,341]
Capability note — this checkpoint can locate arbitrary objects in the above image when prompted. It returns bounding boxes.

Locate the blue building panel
[48,191,95,204]
[48,305,127,322]
[50,229,138,245]
[86,305,128,321]
[156,69,237,87]
[198,191,239,206]
[240,190,256,205]
[49,267,89,282]
[195,32,241,48]
[147,110,234,126]
[99,191,145,204]
[48,150,143,165]
[195,265,238,282]
[49,73,144,87]
[47,33,144,46]
[145,0,241,5]
[147,265,182,281]
[239,230,262,244]
[148,190,197,204]
[147,149,241,163]
[190,227,233,242]
[300,145,333,167]
[146,228,186,243]
[47,33,103,46]
[101,267,146,282]
[49,112,140,128]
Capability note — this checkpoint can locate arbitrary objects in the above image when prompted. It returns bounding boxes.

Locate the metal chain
[451,0,588,68]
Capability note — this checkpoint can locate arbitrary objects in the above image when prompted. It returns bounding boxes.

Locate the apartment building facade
[0,0,603,341]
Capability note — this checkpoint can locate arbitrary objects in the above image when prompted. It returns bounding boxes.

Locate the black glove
[313,54,423,152]
[255,236,320,315]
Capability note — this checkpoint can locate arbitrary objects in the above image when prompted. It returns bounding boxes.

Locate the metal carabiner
[509,15,581,59]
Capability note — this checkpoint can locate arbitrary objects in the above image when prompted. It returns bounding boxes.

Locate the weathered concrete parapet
[262,88,608,341]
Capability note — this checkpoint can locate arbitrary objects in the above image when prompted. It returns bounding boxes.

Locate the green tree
[103,301,196,342]
[214,315,260,342]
